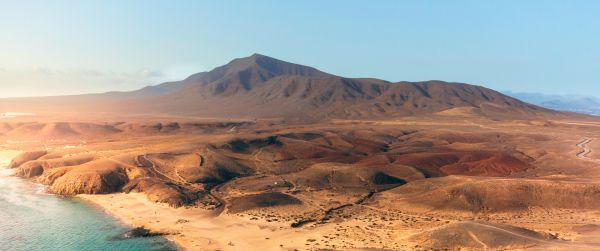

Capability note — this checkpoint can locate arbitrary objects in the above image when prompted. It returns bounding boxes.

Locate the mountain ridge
[0,54,565,120]
[504,91,600,116]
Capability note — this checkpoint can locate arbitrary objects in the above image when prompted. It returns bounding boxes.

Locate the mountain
[0,54,563,120]
[504,91,600,116]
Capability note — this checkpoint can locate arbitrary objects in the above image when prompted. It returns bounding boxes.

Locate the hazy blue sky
[0,0,599,97]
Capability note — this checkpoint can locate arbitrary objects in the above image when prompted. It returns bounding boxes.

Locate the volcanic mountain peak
[223,53,332,78]
[164,53,333,97]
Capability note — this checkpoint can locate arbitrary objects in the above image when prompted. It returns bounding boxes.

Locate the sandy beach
[78,191,448,251]
[78,193,345,251]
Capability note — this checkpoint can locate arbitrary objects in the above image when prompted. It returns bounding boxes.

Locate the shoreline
[0,149,354,250]
[0,147,429,251]
[0,150,179,250]
[0,149,185,250]
[77,193,231,250]
[76,193,343,251]
[77,194,184,251]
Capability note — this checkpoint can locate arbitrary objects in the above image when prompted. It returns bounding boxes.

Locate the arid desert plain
[3,55,600,250]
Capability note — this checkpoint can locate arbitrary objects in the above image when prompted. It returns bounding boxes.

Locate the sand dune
[409,221,560,250]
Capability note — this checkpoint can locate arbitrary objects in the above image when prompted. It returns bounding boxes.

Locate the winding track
[575,138,600,166]
[135,153,225,212]
[196,147,227,213]
[135,154,173,181]
[576,139,593,159]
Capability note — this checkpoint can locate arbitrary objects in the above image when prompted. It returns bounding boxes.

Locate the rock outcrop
[13,154,95,178]
[39,159,128,195]
[122,177,196,207]
[8,150,47,168]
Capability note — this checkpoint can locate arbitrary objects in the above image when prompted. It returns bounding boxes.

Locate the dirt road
[576,139,593,159]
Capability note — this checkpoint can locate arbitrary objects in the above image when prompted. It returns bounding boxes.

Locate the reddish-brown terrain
[2,54,600,250]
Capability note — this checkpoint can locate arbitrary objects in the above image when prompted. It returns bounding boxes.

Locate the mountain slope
[0,54,562,120]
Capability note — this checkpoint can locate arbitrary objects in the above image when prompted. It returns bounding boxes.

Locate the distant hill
[0,54,563,120]
[504,91,600,116]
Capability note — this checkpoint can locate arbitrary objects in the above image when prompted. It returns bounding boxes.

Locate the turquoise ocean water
[0,155,177,251]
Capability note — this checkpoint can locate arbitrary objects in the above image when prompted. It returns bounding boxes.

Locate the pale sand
[78,193,341,251]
